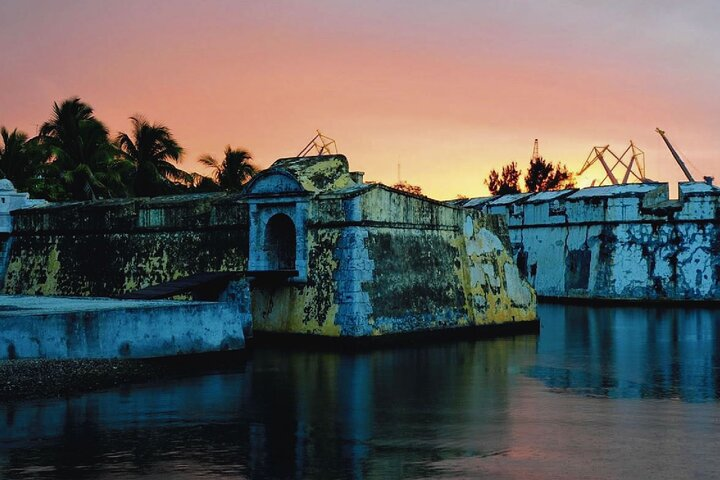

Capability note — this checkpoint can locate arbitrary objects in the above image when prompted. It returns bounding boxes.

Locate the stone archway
[264,213,297,270]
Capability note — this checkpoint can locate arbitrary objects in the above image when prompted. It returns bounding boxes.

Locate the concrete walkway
[0,295,247,360]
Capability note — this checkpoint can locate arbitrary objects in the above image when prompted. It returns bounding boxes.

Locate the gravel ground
[0,358,163,401]
[0,351,247,402]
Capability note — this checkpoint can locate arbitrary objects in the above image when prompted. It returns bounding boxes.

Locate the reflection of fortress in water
[3,305,720,477]
[533,304,720,402]
[0,338,535,479]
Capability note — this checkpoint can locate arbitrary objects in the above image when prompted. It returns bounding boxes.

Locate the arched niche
[263,213,297,270]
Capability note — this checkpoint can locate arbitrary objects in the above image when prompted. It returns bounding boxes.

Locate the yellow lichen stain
[293,157,355,192]
[3,239,64,295]
[252,286,342,336]
[41,247,61,295]
[452,214,537,327]
[251,228,343,336]
[3,256,23,293]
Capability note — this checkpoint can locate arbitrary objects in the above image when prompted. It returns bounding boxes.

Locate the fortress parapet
[457,182,720,301]
[3,155,537,339]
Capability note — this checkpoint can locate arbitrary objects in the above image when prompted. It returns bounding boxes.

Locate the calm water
[2,303,720,479]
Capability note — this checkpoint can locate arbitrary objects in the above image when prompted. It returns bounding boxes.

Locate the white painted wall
[465,182,720,301]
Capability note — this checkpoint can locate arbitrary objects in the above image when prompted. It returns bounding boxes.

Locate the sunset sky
[2,0,719,198]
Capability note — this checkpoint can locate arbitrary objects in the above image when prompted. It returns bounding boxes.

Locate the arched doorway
[264,213,297,270]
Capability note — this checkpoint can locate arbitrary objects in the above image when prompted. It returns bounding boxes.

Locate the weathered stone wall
[251,186,536,336]
[3,154,537,338]
[0,296,246,359]
[3,194,249,297]
[461,182,720,302]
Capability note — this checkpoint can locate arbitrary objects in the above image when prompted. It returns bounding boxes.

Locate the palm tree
[115,116,190,197]
[38,97,128,200]
[0,127,41,190]
[188,172,221,193]
[198,146,256,192]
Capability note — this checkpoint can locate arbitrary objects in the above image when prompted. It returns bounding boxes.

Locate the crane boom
[655,128,695,182]
[577,146,619,185]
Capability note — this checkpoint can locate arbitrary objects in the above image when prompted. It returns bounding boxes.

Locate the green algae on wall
[250,183,536,337]
[251,227,343,336]
[4,194,249,297]
[268,155,356,193]
[5,153,537,338]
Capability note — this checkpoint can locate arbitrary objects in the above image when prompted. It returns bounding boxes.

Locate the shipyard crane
[577,141,648,186]
[655,128,715,185]
[655,128,696,182]
[296,130,337,157]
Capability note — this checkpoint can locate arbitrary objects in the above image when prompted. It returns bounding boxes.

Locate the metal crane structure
[655,127,711,185]
[655,128,714,185]
[655,128,694,181]
[296,130,338,157]
[577,141,648,186]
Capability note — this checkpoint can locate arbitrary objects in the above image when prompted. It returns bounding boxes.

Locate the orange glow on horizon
[1,1,719,199]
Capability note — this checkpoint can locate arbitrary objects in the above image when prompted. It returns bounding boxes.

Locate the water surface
[2,303,720,479]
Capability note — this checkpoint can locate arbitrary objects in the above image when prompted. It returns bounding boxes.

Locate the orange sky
[1,0,719,198]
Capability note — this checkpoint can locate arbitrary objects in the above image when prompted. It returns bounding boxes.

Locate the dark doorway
[264,213,297,270]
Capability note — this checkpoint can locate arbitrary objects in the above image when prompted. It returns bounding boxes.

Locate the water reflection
[2,303,720,478]
[532,304,720,402]
[0,336,536,479]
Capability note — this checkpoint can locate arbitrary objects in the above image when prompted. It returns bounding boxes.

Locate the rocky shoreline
[0,351,247,402]
[0,358,163,401]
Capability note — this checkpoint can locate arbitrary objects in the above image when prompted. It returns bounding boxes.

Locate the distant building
[0,179,46,233]
[458,182,720,302]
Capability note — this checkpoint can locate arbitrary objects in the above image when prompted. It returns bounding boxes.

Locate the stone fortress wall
[457,182,720,302]
[233,154,537,336]
[3,194,249,297]
[249,181,536,336]
[2,154,537,338]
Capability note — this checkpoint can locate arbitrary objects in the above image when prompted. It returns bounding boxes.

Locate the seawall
[0,296,247,360]
[249,184,536,336]
[2,154,537,338]
[3,194,249,297]
[459,182,720,302]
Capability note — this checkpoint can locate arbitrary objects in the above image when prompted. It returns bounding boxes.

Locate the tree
[485,162,521,195]
[0,127,46,192]
[38,97,128,200]
[391,181,423,196]
[198,146,256,192]
[524,157,575,192]
[188,172,222,192]
[116,116,190,197]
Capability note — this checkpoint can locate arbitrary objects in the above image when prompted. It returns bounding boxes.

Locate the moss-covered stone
[4,156,537,337]
[4,194,249,297]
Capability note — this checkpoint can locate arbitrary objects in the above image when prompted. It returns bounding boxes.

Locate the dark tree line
[0,97,257,201]
[485,157,575,195]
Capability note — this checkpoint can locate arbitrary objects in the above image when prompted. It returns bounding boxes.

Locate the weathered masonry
[3,155,536,339]
[0,296,246,360]
[0,179,46,289]
[3,194,249,297]
[457,182,720,302]
[243,155,536,336]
